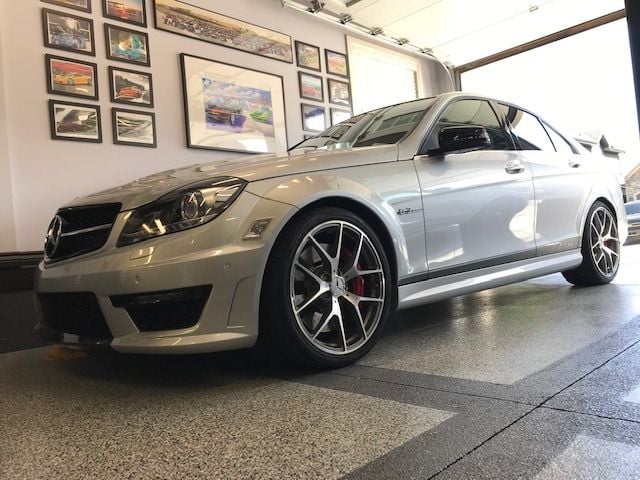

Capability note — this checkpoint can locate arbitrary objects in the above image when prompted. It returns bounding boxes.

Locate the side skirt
[397,250,582,310]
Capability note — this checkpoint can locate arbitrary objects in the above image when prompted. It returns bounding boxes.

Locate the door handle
[505,160,525,174]
[569,160,582,168]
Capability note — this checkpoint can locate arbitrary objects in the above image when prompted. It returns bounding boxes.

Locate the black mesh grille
[111,286,211,332]
[39,292,113,339]
[45,203,121,263]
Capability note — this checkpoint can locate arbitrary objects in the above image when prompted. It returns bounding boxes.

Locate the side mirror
[429,126,491,155]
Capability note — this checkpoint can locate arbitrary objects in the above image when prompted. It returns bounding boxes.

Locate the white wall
[0,0,450,252]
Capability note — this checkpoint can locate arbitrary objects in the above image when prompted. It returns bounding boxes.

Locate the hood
[63,144,399,210]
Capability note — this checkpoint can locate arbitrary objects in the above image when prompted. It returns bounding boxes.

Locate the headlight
[117,177,246,247]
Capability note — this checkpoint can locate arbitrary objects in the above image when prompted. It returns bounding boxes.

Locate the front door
[414,98,537,276]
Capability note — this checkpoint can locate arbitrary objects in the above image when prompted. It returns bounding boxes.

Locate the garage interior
[2,0,640,478]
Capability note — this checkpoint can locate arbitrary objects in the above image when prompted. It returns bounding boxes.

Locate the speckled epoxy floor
[1,244,640,479]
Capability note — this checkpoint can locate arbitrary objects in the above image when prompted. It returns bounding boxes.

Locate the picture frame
[42,8,95,56]
[41,0,92,14]
[301,104,325,133]
[328,78,351,107]
[298,72,323,103]
[102,0,147,27]
[180,53,288,154]
[325,49,349,78]
[104,23,150,66]
[45,54,98,100]
[48,99,102,143]
[295,41,321,71]
[330,108,352,126]
[153,0,293,63]
[112,108,157,147]
[108,66,154,107]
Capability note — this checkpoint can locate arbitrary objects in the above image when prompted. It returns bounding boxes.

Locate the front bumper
[35,192,294,354]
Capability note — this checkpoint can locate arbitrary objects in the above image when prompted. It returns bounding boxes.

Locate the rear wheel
[261,208,394,368]
[562,201,620,286]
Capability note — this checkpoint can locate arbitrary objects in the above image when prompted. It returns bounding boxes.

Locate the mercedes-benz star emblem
[45,215,63,258]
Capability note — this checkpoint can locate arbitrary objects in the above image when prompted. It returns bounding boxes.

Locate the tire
[260,207,395,368]
[562,201,621,286]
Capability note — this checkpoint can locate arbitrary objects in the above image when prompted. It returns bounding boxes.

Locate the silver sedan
[36,92,628,368]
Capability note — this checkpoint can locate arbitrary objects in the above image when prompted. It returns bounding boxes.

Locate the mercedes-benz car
[36,93,627,368]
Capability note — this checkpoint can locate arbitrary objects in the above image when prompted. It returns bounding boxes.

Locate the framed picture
[153,0,293,63]
[48,99,102,143]
[42,0,92,13]
[328,78,351,107]
[325,49,349,78]
[103,0,147,27]
[104,23,150,66]
[295,41,320,71]
[331,108,352,126]
[42,8,95,56]
[301,104,325,133]
[109,66,154,107]
[298,72,323,103]
[180,53,288,154]
[112,108,157,147]
[45,54,98,100]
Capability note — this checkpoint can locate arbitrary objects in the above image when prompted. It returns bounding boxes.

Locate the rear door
[498,104,592,255]
[414,98,536,276]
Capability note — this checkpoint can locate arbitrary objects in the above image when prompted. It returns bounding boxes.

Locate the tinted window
[425,99,511,151]
[353,98,434,148]
[290,98,435,151]
[543,122,576,155]
[500,104,555,151]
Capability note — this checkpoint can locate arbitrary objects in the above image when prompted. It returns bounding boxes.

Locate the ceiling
[291,0,625,66]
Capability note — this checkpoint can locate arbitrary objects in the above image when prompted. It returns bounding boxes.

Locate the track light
[340,14,353,24]
[370,27,383,36]
[397,37,409,45]
[309,0,323,13]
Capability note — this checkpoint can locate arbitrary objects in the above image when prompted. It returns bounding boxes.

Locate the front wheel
[261,208,394,368]
[562,201,621,286]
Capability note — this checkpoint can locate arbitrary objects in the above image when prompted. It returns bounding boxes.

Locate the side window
[425,99,512,152]
[542,122,577,155]
[500,104,555,151]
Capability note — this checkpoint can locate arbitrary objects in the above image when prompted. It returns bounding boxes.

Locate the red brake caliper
[342,248,365,296]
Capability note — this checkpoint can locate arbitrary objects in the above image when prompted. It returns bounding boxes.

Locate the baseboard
[0,251,43,292]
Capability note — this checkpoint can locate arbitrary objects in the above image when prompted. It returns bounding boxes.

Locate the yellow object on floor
[47,346,88,361]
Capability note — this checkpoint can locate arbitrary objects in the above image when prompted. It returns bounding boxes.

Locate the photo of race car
[46,54,98,100]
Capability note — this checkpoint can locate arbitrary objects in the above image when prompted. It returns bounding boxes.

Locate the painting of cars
[325,49,349,77]
[295,41,321,71]
[112,108,156,147]
[42,0,92,13]
[203,78,274,138]
[328,78,351,107]
[299,72,324,102]
[48,100,101,143]
[42,9,95,56]
[103,0,147,27]
[181,54,287,154]
[105,24,150,66]
[46,54,98,100]
[154,0,293,63]
[109,67,153,107]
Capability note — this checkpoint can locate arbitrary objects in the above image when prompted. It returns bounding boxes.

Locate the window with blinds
[347,36,422,114]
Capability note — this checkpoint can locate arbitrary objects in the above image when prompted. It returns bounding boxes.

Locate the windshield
[290,97,435,151]
[626,202,640,215]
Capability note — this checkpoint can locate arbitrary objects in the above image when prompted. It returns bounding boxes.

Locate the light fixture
[397,37,410,45]
[309,0,324,13]
[340,14,353,24]
[370,27,383,36]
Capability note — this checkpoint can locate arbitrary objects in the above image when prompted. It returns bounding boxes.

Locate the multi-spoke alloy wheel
[589,206,620,277]
[261,208,393,368]
[563,201,621,286]
[290,221,385,355]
